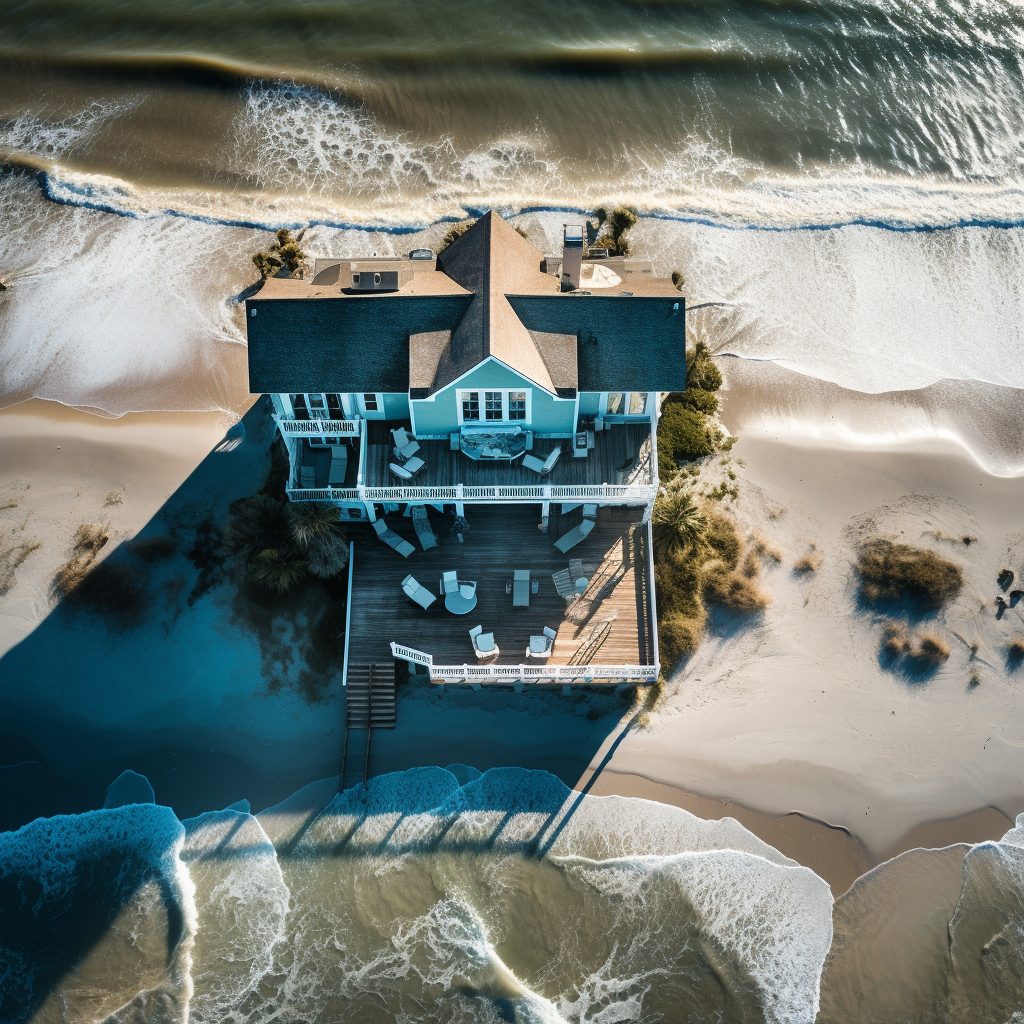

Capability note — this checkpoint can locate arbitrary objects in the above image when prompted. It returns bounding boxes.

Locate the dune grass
[857,539,963,610]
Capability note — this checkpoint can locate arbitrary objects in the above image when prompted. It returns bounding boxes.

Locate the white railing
[427,663,659,683]
[286,487,361,501]
[361,483,657,504]
[276,418,360,436]
[391,642,433,666]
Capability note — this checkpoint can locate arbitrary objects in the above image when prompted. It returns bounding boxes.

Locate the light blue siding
[411,358,576,436]
[578,392,601,416]
[383,393,409,419]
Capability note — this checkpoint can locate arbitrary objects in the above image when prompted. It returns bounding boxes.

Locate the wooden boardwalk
[347,504,655,670]
[363,422,652,490]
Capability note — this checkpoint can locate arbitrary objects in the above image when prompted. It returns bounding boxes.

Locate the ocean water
[4,3,1024,1020]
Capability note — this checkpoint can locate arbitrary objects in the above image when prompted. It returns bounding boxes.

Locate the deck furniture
[575,576,590,594]
[460,428,527,461]
[524,430,534,450]
[551,568,575,598]
[401,574,436,609]
[469,625,498,658]
[328,445,349,485]
[410,505,437,550]
[390,456,425,480]
[582,504,598,520]
[298,441,332,488]
[446,581,478,614]
[569,558,584,582]
[440,570,459,595]
[373,518,415,558]
[525,626,557,659]
[392,426,421,461]
[522,448,560,475]
[553,517,595,553]
[512,569,530,607]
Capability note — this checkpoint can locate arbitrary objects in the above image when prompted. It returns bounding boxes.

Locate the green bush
[659,612,703,666]
[857,540,964,609]
[657,403,716,473]
[663,389,719,416]
[687,347,723,392]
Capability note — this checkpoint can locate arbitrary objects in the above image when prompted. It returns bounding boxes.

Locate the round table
[445,591,478,614]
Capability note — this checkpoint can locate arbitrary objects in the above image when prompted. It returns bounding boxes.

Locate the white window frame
[601,391,650,418]
[457,388,531,426]
[357,393,385,419]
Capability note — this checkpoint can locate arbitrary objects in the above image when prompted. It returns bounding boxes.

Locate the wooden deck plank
[347,505,654,670]
[364,422,652,490]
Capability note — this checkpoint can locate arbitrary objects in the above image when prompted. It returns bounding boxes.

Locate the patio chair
[440,570,459,595]
[553,517,595,553]
[525,626,557,659]
[410,505,437,550]
[391,426,421,461]
[522,448,560,475]
[389,456,425,480]
[372,518,415,558]
[401,574,436,609]
[512,569,530,608]
[459,581,477,600]
[551,568,575,598]
[469,625,499,659]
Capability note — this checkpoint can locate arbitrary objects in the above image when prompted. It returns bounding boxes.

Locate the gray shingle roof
[245,294,473,393]
[506,294,687,392]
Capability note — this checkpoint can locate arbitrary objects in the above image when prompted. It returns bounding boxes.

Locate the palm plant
[247,548,308,593]
[251,228,307,280]
[652,491,708,559]
[225,494,289,554]
[287,502,349,577]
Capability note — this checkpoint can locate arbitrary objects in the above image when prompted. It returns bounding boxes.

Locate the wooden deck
[363,422,652,490]
[347,505,655,671]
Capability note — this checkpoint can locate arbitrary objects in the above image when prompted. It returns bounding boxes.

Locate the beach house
[246,212,685,685]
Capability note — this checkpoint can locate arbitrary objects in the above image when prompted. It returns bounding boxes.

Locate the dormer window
[459,389,531,425]
[461,391,480,421]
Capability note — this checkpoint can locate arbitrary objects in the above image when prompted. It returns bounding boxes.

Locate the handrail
[361,483,657,503]
[391,642,433,666]
[426,663,658,683]
[275,417,360,436]
[342,540,355,687]
[286,487,361,501]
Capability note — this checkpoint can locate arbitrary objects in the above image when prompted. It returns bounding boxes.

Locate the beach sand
[3,374,1023,896]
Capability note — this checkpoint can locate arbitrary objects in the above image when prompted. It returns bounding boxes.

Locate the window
[362,393,379,412]
[461,391,480,421]
[605,392,649,417]
[458,389,531,425]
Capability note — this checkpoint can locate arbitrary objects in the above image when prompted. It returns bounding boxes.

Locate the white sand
[597,365,1024,860]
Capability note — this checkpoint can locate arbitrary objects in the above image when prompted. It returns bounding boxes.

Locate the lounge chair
[372,518,415,558]
[512,569,530,608]
[440,570,459,595]
[525,626,557,659]
[410,505,437,550]
[553,517,595,553]
[402,574,436,609]
[469,625,498,659]
[392,426,421,461]
[522,448,560,475]
[390,456,425,480]
[551,568,575,598]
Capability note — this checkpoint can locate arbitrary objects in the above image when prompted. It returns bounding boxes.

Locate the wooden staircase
[346,663,396,729]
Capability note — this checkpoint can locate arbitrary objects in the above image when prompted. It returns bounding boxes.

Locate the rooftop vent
[408,248,434,260]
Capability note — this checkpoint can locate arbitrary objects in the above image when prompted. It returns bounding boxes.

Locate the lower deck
[347,504,656,678]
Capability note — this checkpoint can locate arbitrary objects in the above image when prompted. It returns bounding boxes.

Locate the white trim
[357,392,385,419]
[342,541,355,687]
[601,391,653,420]
[457,387,532,427]
[425,663,658,683]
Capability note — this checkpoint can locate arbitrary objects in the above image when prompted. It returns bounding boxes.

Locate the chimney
[561,224,584,290]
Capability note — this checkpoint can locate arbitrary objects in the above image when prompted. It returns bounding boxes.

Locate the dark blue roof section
[245,294,473,393]
[506,294,687,392]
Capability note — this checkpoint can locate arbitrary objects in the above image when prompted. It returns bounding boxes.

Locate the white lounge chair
[522,448,560,475]
[390,456,425,480]
[469,625,498,659]
[553,517,595,553]
[512,569,530,608]
[440,570,459,595]
[410,505,437,550]
[392,426,421,460]
[372,518,415,558]
[402,574,436,609]
[526,626,557,659]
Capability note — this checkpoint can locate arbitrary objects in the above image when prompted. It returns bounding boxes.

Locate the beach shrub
[701,560,771,613]
[439,220,473,250]
[1007,635,1024,668]
[659,613,703,668]
[794,554,820,573]
[687,343,723,393]
[663,389,719,416]
[588,205,637,256]
[909,633,951,665]
[671,270,685,290]
[651,490,708,559]
[247,548,308,594]
[749,534,782,564]
[0,540,41,598]
[657,404,717,474]
[289,503,349,579]
[251,228,308,280]
[857,539,964,609]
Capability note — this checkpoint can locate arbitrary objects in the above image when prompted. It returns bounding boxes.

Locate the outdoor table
[460,429,527,461]
[445,591,478,614]
[574,576,590,594]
